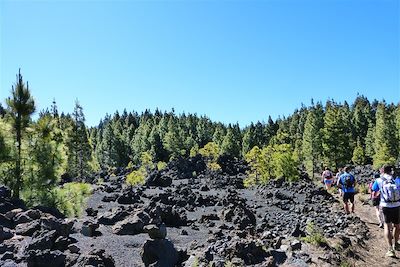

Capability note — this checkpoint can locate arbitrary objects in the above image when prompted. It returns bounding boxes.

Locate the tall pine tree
[6,69,36,198]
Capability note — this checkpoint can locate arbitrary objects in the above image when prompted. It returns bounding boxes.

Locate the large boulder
[141,239,179,267]
[0,226,13,241]
[159,205,188,227]
[4,208,23,220]
[14,209,41,225]
[0,215,12,229]
[81,220,100,237]
[112,211,150,235]
[144,224,167,240]
[76,249,115,267]
[98,207,130,225]
[15,220,40,236]
[26,249,66,267]
[145,170,172,187]
[225,240,268,264]
[117,193,141,205]
[40,216,74,237]
[26,230,58,251]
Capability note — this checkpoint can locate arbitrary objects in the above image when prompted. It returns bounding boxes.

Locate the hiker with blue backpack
[337,166,357,214]
[371,165,400,258]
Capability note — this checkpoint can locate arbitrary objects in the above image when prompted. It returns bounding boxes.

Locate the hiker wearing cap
[371,165,400,257]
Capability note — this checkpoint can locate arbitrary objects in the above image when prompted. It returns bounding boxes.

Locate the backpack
[381,178,400,203]
[343,175,354,189]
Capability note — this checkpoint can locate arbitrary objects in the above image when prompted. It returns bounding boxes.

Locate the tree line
[1,70,399,203]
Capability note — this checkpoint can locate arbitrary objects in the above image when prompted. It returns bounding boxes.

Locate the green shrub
[53,182,92,217]
[243,177,256,188]
[126,168,146,186]
[245,144,299,185]
[208,162,221,171]
[356,183,369,194]
[340,261,353,267]
[157,161,167,171]
[191,257,198,267]
[301,222,327,246]
[190,145,199,158]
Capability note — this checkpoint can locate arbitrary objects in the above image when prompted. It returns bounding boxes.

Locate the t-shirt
[339,172,356,193]
[372,174,400,208]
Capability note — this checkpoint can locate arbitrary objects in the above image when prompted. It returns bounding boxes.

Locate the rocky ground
[0,157,373,267]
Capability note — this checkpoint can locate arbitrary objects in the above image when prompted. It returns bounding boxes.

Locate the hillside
[0,157,381,267]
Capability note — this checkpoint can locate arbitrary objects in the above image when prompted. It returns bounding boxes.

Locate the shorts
[343,192,355,203]
[371,198,380,207]
[324,179,333,185]
[382,206,400,224]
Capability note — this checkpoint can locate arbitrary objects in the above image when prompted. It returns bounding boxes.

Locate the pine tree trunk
[14,115,21,198]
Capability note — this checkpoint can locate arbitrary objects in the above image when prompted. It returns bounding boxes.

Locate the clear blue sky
[1,0,399,127]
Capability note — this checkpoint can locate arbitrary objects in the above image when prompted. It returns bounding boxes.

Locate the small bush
[126,168,146,186]
[243,177,256,188]
[329,186,338,194]
[191,257,198,267]
[301,222,327,246]
[127,161,135,169]
[208,162,221,171]
[157,161,167,171]
[356,183,369,194]
[340,261,354,267]
[54,182,92,217]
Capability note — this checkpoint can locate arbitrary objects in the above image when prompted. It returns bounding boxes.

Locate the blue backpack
[342,174,355,189]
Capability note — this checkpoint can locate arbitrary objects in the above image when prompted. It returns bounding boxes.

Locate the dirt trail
[347,195,400,267]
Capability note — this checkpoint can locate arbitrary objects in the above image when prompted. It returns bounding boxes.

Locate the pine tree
[365,123,375,163]
[322,101,352,169]
[220,127,241,158]
[373,102,397,168]
[6,69,36,198]
[396,104,400,161]
[271,144,299,181]
[149,126,168,162]
[67,100,91,179]
[352,138,365,165]
[163,116,184,159]
[196,117,213,147]
[25,114,67,205]
[264,116,278,145]
[242,124,255,156]
[97,121,118,167]
[253,121,266,147]
[302,109,322,178]
[131,119,152,163]
[351,95,372,146]
[212,123,226,147]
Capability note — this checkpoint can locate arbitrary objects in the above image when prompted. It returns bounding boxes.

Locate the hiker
[338,166,356,214]
[371,165,400,257]
[336,168,344,196]
[321,167,334,190]
[369,173,384,228]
